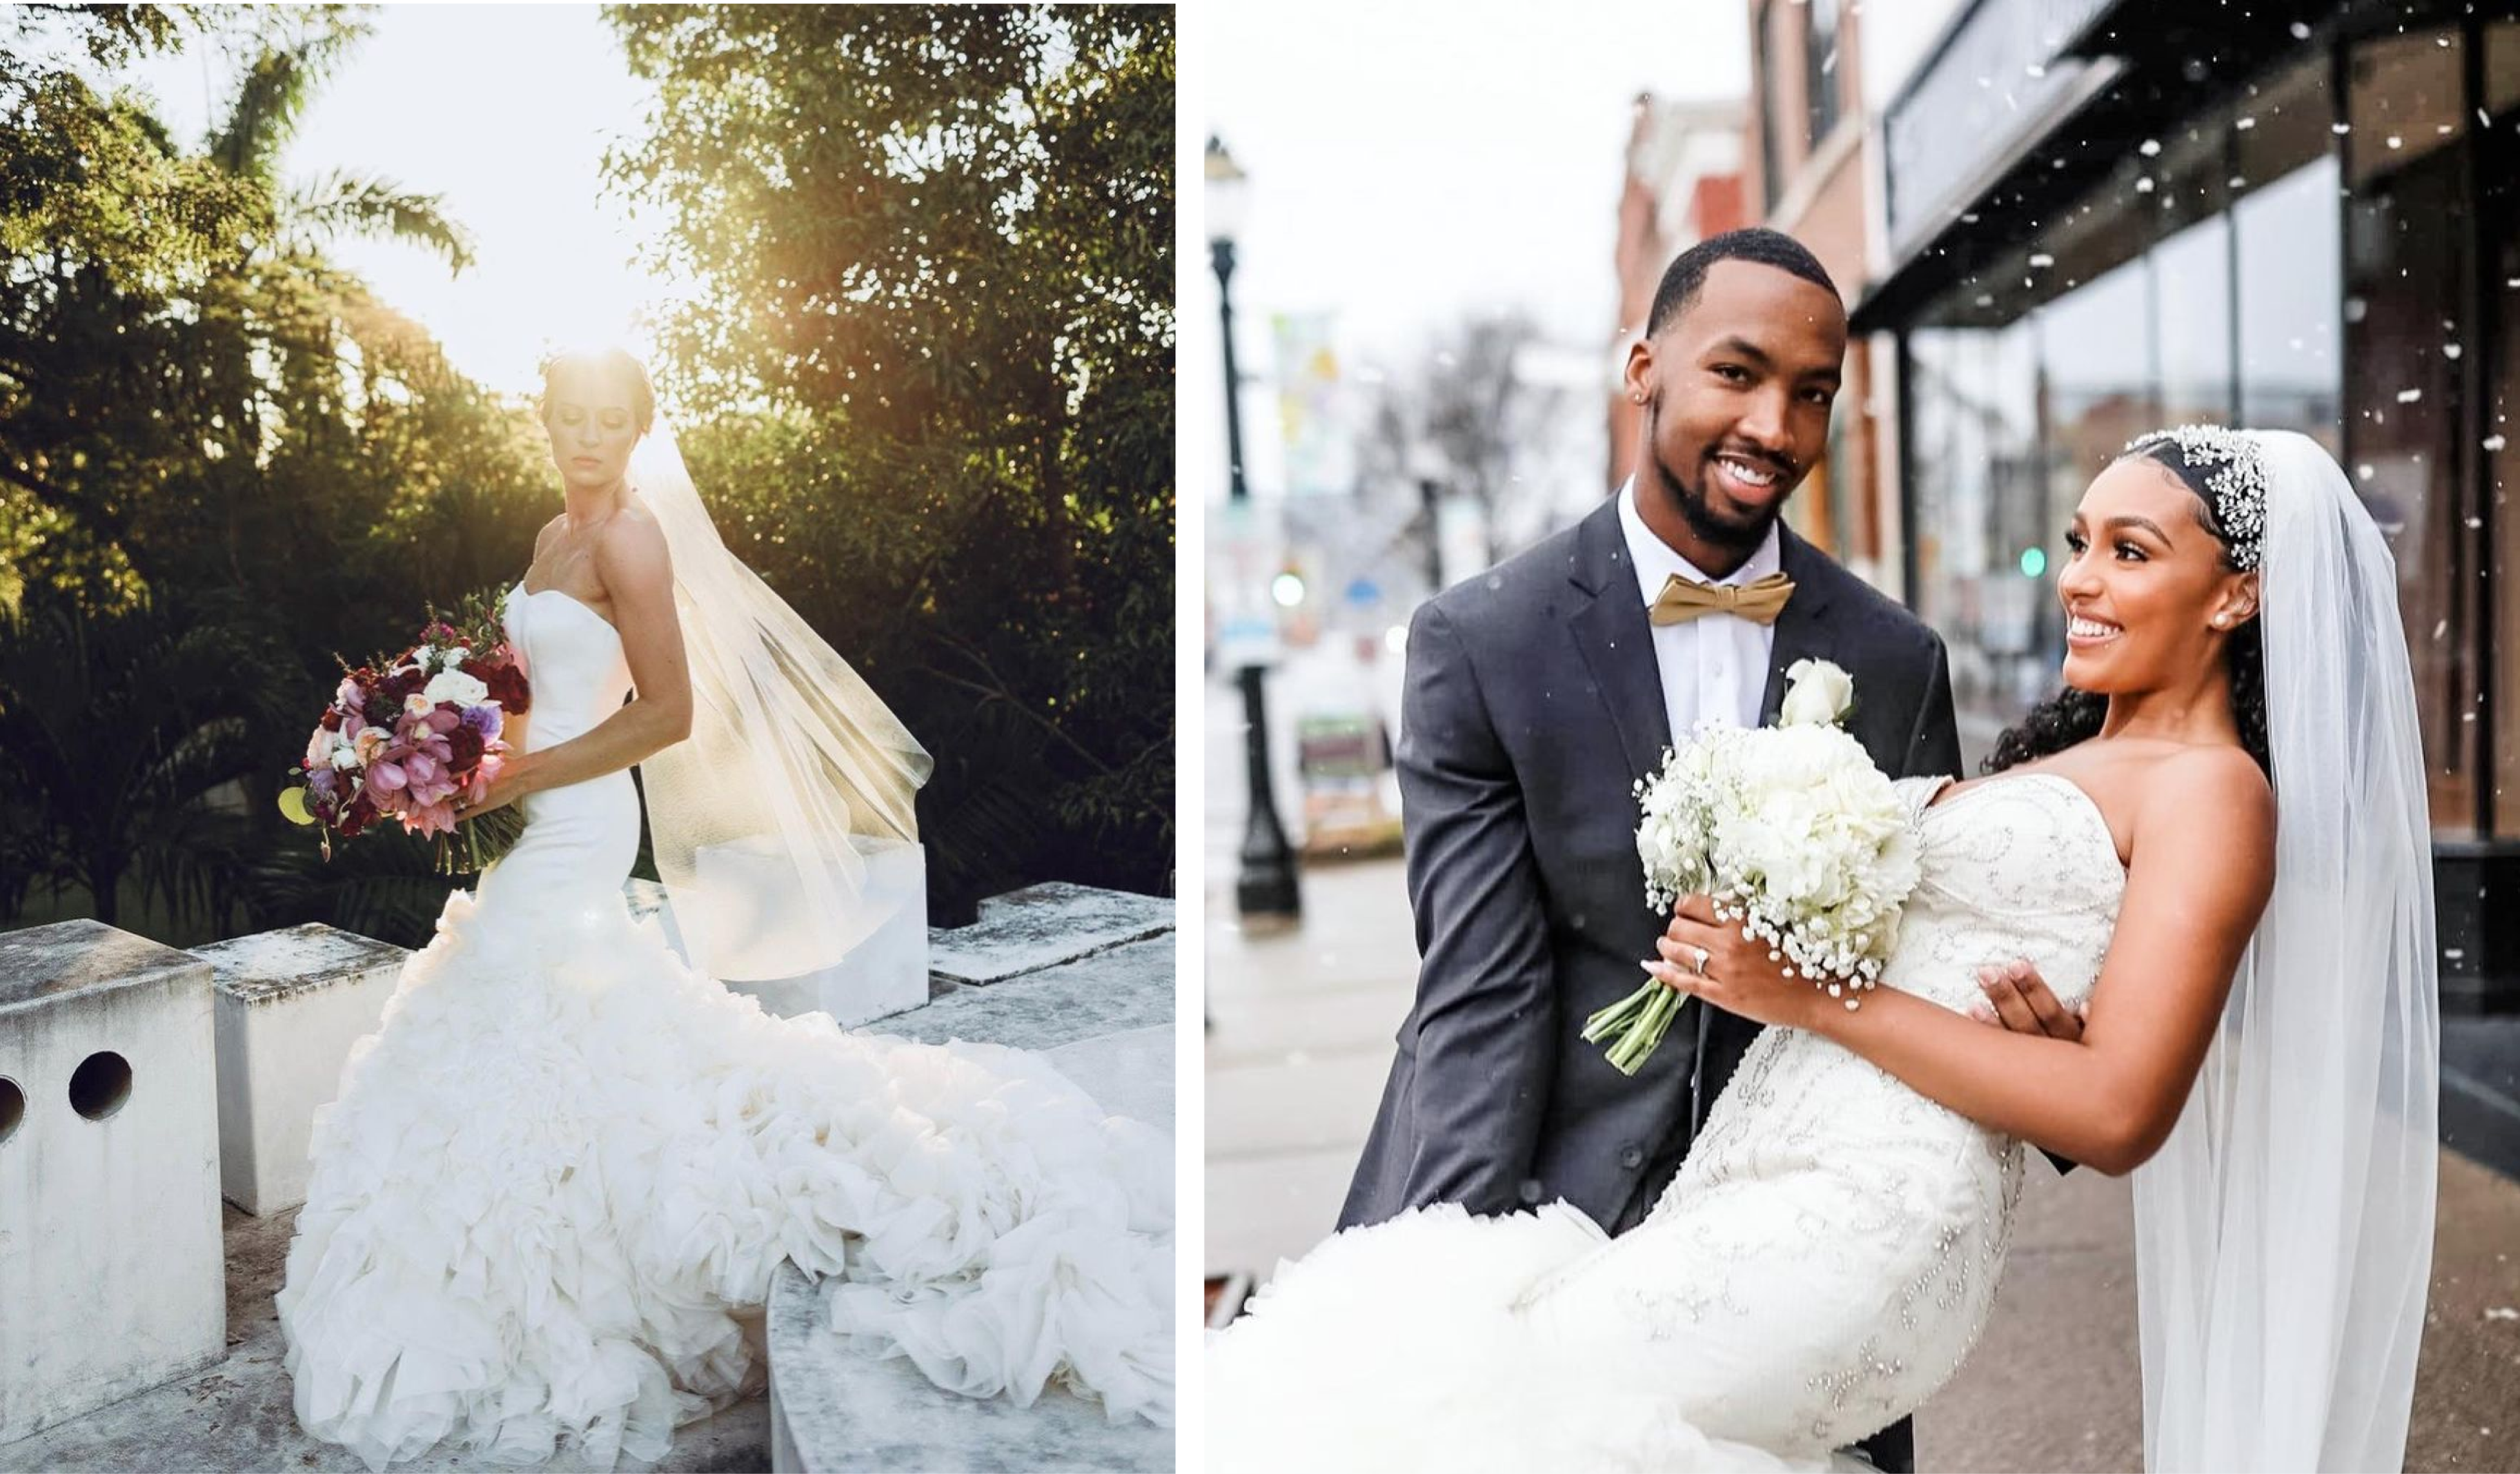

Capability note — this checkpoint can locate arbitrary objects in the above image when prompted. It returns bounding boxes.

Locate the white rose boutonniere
[1778,657,1855,728]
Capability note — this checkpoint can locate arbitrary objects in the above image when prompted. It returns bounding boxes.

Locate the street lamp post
[1209,137,1301,921]
[1408,442,1448,597]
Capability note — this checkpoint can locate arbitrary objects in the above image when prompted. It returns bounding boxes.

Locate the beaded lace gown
[277,585,1172,1472]
[1206,773,2121,1472]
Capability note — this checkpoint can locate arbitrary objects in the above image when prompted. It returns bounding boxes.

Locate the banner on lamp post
[1215,496,1285,669]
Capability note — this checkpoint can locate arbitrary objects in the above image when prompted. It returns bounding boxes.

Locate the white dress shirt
[1616,477,1782,743]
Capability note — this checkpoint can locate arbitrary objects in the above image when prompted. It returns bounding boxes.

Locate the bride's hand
[1645,896,1824,1030]
[456,758,530,821]
[1967,959,2087,1041]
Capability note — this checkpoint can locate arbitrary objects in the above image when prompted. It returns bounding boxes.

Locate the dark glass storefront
[1858,3,2520,1002]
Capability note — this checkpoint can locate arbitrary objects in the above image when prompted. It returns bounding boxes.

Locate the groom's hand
[1969,959,2084,1041]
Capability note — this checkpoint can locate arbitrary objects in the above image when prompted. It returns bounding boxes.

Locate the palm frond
[206,14,369,182]
[285,170,477,275]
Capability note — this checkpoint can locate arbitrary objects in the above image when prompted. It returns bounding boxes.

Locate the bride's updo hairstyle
[537,344,656,436]
[1985,431,2271,775]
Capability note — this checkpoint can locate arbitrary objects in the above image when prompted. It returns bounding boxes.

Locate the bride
[277,347,1171,1471]
[1205,427,2437,1473]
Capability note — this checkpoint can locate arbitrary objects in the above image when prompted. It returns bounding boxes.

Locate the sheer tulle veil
[628,418,934,981]
[2131,429,2439,1471]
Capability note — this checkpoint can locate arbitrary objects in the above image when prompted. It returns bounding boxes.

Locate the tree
[606,5,1174,916]
[1354,311,1562,572]
[0,7,551,945]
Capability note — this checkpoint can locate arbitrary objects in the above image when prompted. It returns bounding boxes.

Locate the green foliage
[607,5,1176,915]
[0,587,291,936]
[0,8,544,946]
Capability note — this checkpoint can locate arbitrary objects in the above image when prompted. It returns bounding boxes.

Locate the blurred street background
[1201,1,2520,1467]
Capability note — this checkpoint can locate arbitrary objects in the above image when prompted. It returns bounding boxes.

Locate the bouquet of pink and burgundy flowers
[280,592,531,871]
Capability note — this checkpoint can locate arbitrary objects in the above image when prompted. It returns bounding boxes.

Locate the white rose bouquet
[1583,659,1924,1076]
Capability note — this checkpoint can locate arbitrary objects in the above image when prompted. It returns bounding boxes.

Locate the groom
[1341,229,1957,1473]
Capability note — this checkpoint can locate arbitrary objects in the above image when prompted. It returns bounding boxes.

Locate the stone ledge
[192,925,407,1007]
[0,919,207,1015]
[876,935,1172,1054]
[930,883,1173,988]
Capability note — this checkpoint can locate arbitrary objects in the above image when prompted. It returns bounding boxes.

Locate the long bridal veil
[2132,429,2439,1472]
[629,419,934,981]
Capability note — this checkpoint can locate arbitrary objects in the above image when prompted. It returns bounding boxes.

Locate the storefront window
[2345,26,2479,835]
[2484,21,2520,834]
[1909,322,2038,759]
[2041,253,2155,516]
[2156,215,2234,429]
[2236,156,2343,453]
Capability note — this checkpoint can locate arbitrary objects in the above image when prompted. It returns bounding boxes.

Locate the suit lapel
[1755,526,1841,727]
[1564,498,1674,785]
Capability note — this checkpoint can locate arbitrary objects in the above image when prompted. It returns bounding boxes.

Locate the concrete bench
[0,920,224,1444]
[191,924,406,1217]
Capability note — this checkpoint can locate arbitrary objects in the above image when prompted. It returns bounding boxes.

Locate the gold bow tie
[1648,571,1796,626]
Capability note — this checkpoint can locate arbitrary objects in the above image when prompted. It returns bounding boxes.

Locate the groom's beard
[1646,397,1783,554]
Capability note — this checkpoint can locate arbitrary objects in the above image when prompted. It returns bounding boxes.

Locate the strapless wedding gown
[277,585,1172,1471]
[1206,773,2122,1472]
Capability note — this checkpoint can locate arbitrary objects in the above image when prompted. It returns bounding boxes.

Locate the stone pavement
[1204,850,2520,1471]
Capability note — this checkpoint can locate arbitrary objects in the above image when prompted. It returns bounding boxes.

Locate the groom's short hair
[1647,228,1840,337]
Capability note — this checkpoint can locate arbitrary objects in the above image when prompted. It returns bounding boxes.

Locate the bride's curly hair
[1985,435,2270,775]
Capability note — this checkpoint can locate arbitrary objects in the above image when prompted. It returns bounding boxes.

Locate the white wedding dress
[278,585,1172,1472]
[1206,772,2121,1472]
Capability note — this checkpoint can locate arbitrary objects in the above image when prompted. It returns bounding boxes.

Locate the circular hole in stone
[0,1077,21,1143]
[69,1052,132,1121]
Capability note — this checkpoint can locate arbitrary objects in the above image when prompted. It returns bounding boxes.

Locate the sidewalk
[1203,843,2520,1472]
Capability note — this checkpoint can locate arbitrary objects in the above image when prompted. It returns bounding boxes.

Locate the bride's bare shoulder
[2135,745,2274,859]
[593,500,673,585]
